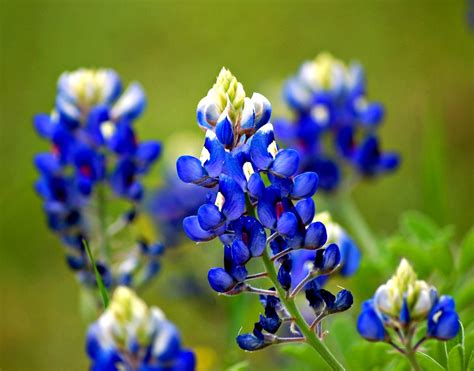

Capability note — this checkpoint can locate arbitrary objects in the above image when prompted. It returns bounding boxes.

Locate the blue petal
[357,301,386,341]
[311,158,340,191]
[172,350,196,371]
[295,198,315,225]
[380,152,400,172]
[215,112,234,147]
[333,289,353,312]
[231,239,251,265]
[34,153,61,176]
[240,98,256,132]
[219,175,246,221]
[196,97,219,130]
[339,236,361,277]
[428,311,460,340]
[249,123,274,170]
[304,222,327,249]
[154,321,182,362]
[247,173,264,199]
[251,92,272,129]
[277,212,298,238]
[34,114,55,138]
[245,218,266,257]
[283,77,312,111]
[291,172,319,199]
[208,267,235,293]
[203,131,226,177]
[270,149,299,178]
[400,298,410,325]
[236,333,267,351]
[136,141,161,166]
[183,216,215,242]
[176,156,207,184]
[360,102,384,126]
[111,82,146,121]
[197,204,224,231]
[315,243,341,272]
[108,122,136,155]
[257,194,277,229]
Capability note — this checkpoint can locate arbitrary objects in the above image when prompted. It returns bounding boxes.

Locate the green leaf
[448,344,464,371]
[279,344,330,370]
[83,239,109,309]
[435,340,449,368]
[401,211,439,242]
[416,352,445,370]
[459,228,474,274]
[225,361,249,371]
[467,351,474,370]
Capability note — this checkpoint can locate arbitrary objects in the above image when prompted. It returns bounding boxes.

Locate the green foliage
[280,211,473,370]
[83,239,110,309]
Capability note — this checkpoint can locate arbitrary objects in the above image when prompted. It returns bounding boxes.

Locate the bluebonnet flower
[86,286,196,370]
[274,53,400,191]
[290,212,361,290]
[34,69,163,293]
[177,68,353,355]
[357,259,460,355]
[149,170,213,247]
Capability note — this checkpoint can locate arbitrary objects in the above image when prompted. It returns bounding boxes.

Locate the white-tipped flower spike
[374,259,436,320]
[86,287,196,370]
[195,67,272,148]
[55,68,145,123]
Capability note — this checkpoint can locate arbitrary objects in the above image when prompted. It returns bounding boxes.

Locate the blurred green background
[1,0,473,370]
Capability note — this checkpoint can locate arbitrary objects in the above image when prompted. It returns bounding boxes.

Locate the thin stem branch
[289,272,313,299]
[266,232,278,245]
[388,341,406,355]
[245,272,268,281]
[413,337,426,351]
[271,247,293,262]
[309,310,327,331]
[244,285,279,296]
[261,250,345,370]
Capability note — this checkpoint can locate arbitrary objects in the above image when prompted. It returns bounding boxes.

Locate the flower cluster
[34,69,163,291]
[177,68,353,353]
[274,53,399,191]
[357,259,460,353]
[87,286,196,370]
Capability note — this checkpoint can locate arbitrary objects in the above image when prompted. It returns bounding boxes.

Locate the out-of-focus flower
[357,259,460,355]
[86,286,196,370]
[274,53,399,192]
[34,68,163,292]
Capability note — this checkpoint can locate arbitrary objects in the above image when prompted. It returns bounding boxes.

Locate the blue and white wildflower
[86,286,196,370]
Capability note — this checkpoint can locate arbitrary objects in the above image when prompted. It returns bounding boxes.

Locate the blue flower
[86,287,196,370]
[236,293,286,351]
[274,53,400,191]
[357,259,460,351]
[34,68,163,292]
[357,300,387,342]
[427,296,460,340]
[179,68,354,353]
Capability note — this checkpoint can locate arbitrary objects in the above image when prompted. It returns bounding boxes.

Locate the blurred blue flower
[149,170,214,247]
[357,259,460,352]
[274,53,400,191]
[34,68,163,292]
[86,286,196,370]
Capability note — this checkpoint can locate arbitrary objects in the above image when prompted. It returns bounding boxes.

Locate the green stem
[328,193,380,261]
[261,250,345,371]
[97,184,110,261]
[405,349,421,371]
